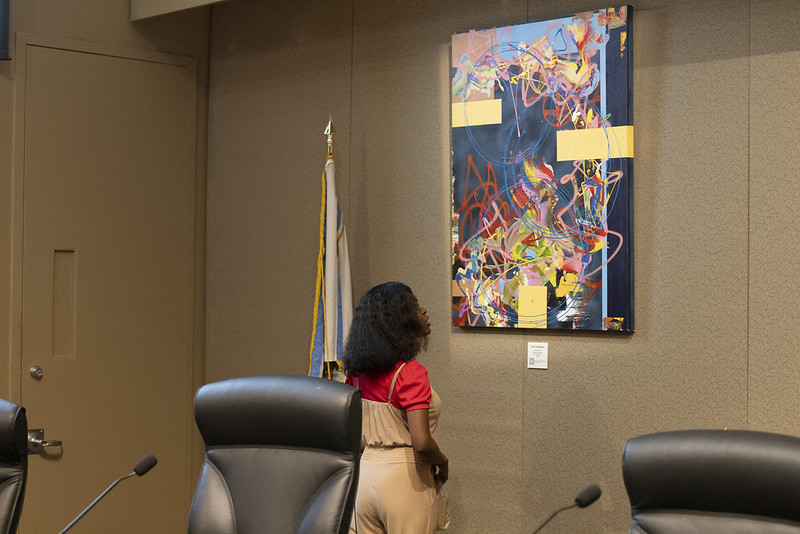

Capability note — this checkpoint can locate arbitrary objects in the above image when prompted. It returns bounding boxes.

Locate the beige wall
[206,0,800,531]
[0,1,210,400]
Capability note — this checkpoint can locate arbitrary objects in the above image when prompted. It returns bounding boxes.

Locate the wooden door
[14,36,199,532]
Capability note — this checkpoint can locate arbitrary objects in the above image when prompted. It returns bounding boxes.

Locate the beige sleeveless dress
[354,362,442,534]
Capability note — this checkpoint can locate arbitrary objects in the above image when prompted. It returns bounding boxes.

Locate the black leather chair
[188,376,361,534]
[622,429,800,533]
[0,399,28,534]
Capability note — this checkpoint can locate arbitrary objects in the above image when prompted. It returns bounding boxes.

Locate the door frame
[9,31,206,525]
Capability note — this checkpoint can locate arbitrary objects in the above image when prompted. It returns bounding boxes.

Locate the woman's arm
[408,408,449,483]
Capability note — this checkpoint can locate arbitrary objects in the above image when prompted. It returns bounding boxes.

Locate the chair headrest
[0,399,27,463]
[623,429,800,524]
[194,376,361,454]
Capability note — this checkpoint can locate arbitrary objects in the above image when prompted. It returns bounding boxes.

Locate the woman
[343,282,449,534]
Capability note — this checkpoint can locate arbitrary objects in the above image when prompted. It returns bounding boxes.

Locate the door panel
[18,41,197,532]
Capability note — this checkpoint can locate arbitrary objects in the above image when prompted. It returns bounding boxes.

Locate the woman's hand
[433,455,449,484]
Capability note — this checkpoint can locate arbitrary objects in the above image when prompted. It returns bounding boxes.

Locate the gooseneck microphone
[574,484,602,508]
[59,454,158,533]
[531,484,601,533]
[132,454,158,476]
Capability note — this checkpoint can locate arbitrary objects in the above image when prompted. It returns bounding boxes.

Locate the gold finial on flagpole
[324,117,334,158]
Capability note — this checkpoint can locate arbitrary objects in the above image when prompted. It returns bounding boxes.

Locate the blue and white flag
[309,156,352,379]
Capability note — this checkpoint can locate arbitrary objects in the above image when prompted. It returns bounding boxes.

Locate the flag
[309,156,353,379]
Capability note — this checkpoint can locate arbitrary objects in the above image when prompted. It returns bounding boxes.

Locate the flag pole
[323,115,335,379]
[325,117,334,159]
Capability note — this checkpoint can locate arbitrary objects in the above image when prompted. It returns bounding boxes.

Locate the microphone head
[574,484,601,508]
[133,454,158,476]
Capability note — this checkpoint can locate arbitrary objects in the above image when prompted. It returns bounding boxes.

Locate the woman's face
[417,304,432,337]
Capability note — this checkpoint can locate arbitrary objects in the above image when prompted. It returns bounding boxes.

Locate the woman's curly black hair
[342,282,427,375]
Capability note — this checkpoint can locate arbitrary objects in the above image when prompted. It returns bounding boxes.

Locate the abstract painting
[451,7,633,331]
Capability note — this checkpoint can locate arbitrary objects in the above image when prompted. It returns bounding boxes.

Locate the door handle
[27,428,63,454]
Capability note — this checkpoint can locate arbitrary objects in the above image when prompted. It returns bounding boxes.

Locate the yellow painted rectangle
[452,99,502,128]
[517,285,547,329]
[557,125,634,161]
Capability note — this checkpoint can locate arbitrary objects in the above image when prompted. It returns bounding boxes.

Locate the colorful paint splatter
[451,6,633,331]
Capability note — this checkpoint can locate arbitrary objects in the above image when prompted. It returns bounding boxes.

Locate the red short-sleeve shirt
[346,359,431,411]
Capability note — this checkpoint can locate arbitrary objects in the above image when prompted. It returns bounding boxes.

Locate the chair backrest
[0,399,28,534]
[622,429,800,533]
[188,376,361,534]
